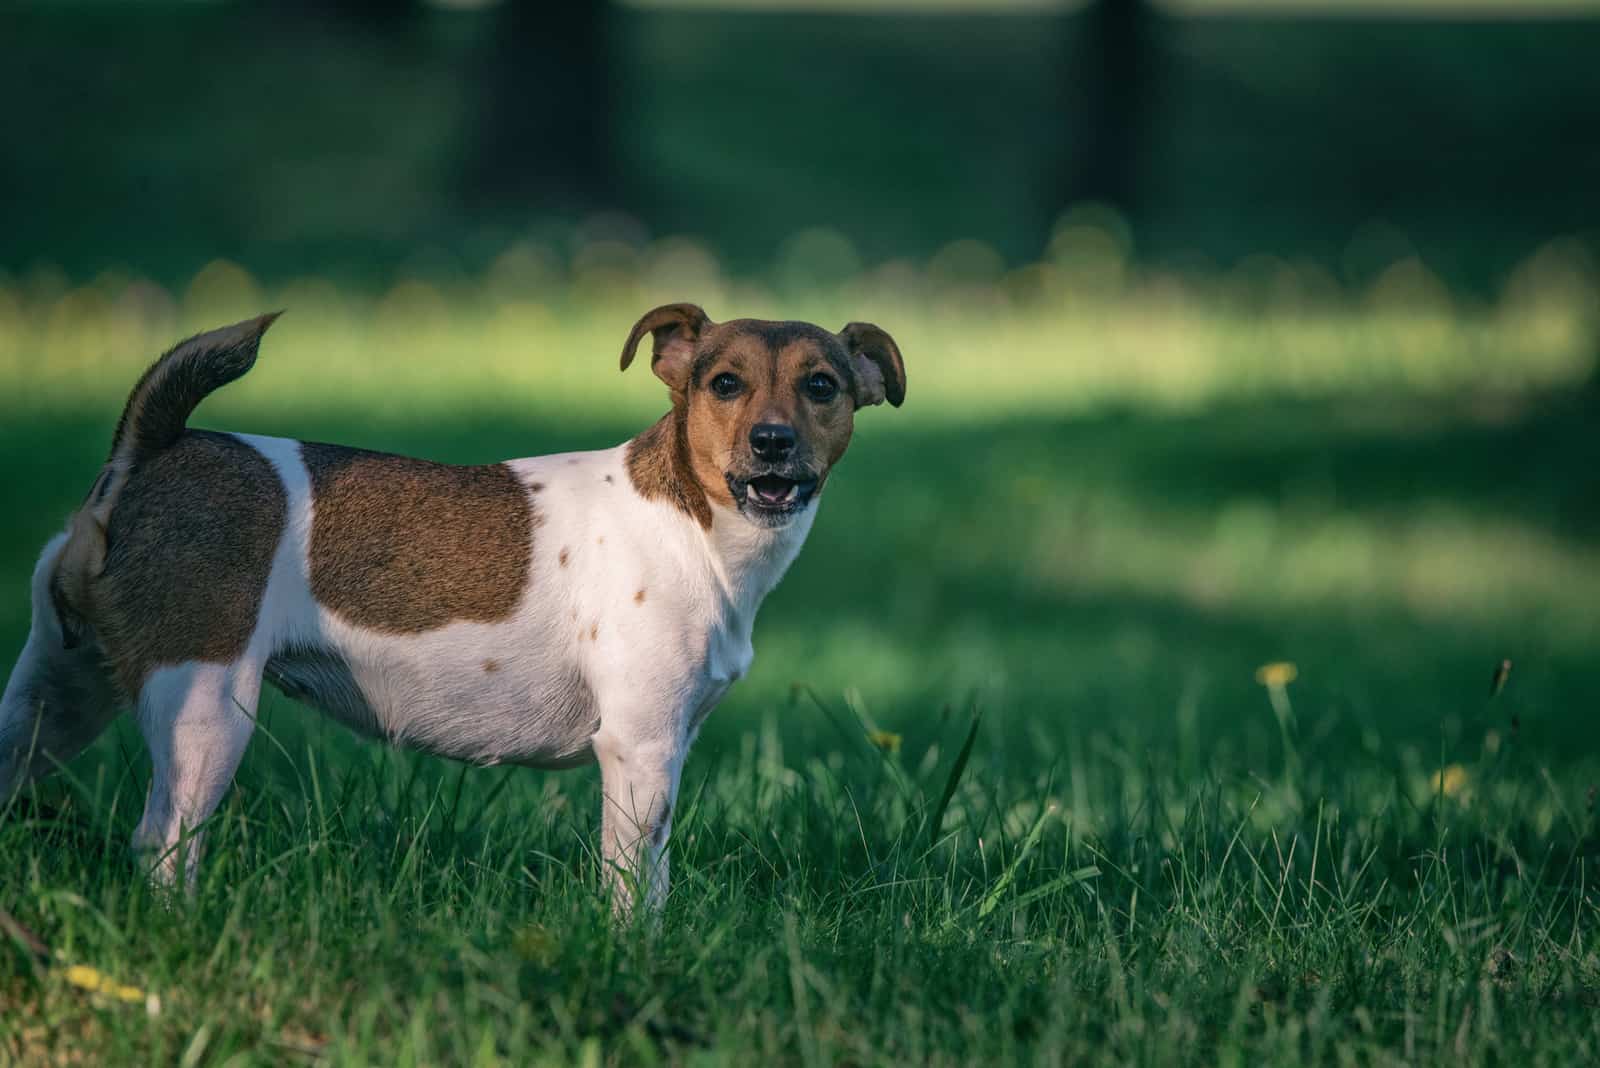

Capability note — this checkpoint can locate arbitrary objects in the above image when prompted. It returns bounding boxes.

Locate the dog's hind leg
[0,535,122,798]
[132,658,261,890]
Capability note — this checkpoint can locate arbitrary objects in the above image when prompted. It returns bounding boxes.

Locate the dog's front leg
[591,720,682,922]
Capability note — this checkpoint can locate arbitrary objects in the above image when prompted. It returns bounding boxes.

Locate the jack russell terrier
[0,304,905,915]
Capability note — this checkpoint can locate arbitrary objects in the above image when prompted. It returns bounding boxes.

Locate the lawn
[2,246,1599,1064]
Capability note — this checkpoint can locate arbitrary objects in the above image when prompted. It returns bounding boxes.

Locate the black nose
[749,423,796,461]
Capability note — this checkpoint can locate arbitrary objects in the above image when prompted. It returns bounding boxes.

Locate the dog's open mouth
[727,473,819,518]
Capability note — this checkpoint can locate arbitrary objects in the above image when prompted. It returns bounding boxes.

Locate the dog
[0,303,905,914]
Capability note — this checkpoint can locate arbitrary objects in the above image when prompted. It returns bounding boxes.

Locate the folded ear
[838,322,907,408]
[620,303,712,392]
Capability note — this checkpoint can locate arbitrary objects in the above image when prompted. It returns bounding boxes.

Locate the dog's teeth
[782,485,798,503]
[746,484,759,501]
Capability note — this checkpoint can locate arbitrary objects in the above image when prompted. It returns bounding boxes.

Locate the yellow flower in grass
[63,964,145,1004]
[1431,764,1469,798]
[867,729,903,754]
[1255,662,1298,688]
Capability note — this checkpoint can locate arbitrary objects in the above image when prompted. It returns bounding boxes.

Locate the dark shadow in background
[1,1,1597,290]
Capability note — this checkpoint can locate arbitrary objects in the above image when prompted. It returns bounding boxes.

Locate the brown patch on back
[303,444,535,633]
[482,659,500,673]
[95,431,287,695]
[634,588,646,604]
[624,414,713,529]
[559,547,570,567]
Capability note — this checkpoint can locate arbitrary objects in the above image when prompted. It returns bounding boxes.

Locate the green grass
[2,266,1600,1064]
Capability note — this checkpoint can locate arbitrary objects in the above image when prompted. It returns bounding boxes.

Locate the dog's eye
[805,372,839,403]
[710,372,742,399]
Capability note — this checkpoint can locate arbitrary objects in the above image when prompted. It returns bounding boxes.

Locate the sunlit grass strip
[0,237,1593,423]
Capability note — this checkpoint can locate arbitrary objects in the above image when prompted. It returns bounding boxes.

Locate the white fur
[1,432,818,915]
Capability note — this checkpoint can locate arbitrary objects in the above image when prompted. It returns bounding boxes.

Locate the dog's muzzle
[725,468,819,523]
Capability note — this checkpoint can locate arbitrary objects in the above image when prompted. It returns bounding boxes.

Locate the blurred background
[2,0,1600,790]
[5,0,1600,291]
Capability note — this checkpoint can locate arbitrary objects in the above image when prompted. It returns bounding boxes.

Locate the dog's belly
[265,642,599,769]
[264,647,379,735]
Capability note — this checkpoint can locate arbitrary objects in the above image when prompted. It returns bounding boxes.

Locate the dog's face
[621,305,906,528]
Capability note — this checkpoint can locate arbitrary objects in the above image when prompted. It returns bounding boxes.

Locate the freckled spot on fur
[567,458,579,465]
[528,481,544,492]
[589,622,599,641]
[603,474,614,484]
[596,536,605,545]
[634,588,646,604]
[482,659,500,673]
[559,547,570,567]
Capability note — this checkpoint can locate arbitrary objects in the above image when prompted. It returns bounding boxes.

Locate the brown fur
[51,315,281,649]
[688,324,862,498]
[50,523,97,650]
[302,444,535,634]
[624,414,714,529]
[93,432,288,695]
[620,307,906,525]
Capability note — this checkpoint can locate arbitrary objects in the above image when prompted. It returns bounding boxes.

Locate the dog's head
[621,303,906,528]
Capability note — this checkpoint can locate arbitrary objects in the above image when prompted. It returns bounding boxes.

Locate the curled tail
[51,313,281,645]
[108,312,281,469]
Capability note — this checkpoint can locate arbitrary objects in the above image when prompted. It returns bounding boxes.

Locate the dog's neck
[705,498,816,617]
[625,411,816,612]
[625,412,712,528]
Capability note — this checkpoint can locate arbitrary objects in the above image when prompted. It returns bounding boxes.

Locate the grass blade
[977,801,1054,919]
[928,708,982,848]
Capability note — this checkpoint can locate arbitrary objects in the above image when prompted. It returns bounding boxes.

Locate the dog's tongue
[750,477,793,504]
